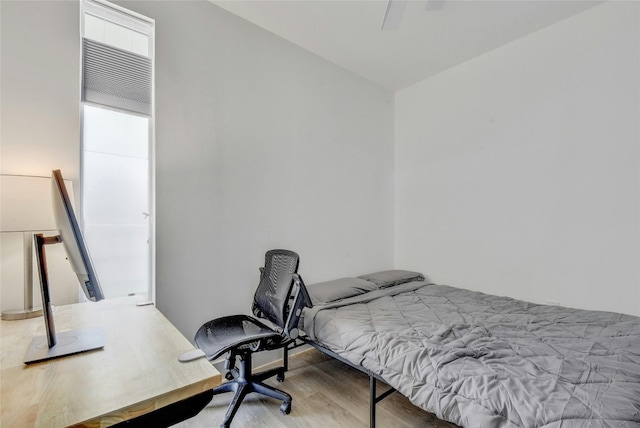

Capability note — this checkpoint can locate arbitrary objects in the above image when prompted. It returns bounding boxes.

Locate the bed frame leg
[369,373,396,427]
[370,375,376,428]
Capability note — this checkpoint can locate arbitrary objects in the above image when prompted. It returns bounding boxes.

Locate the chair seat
[195,315,285,361]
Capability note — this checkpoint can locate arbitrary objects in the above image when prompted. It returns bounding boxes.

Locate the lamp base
[1,308,43,321]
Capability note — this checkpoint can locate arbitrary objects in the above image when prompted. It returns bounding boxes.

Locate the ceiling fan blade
[381,0,407,31]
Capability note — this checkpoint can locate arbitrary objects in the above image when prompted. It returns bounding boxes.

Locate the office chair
[194,249,312,427]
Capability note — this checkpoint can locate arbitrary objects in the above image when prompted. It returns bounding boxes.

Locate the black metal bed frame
[283,337,396,428]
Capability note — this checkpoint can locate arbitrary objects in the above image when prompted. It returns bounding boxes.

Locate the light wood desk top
[1,296,221,427]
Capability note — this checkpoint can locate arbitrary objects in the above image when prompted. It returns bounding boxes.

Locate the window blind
[82,38,152,116]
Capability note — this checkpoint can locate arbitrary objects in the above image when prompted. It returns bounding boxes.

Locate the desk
[1,296,221,427]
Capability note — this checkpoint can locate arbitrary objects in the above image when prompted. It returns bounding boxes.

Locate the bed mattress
[302,280,640,427]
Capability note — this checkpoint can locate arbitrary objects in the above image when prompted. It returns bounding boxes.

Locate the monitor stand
[25,234,105,365]
[24,327,105,364]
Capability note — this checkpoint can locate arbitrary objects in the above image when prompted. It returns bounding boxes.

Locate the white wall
[1,1,83,308]
[3,0,637,341]
[121,1,395,338]
[395,2,640,316]
[0,0,394,338]
[0,1,81,181]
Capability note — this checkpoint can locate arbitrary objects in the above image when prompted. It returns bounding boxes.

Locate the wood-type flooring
[176,348,459,428]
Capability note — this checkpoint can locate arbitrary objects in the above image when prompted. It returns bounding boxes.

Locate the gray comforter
[302,281,640,427]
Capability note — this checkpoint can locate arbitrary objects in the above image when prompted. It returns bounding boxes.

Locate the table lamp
[1,174,74,320]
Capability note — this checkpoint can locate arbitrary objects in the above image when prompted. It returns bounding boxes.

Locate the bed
[297,270,640,428]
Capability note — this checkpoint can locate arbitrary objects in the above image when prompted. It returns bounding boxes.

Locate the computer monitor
[24,169,106,364]
[50,169,104,302]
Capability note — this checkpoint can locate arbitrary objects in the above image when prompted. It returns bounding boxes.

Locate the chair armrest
[284,273,313,339]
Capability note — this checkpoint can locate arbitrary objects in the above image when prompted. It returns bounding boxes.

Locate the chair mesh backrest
[252,249,299,328]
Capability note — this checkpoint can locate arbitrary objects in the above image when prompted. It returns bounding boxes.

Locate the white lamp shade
[1,175,74,232]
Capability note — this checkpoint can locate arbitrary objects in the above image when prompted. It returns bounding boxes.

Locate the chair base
[213,353,292,427]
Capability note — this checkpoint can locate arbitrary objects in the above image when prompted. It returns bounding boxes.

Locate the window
[80,0,154,300]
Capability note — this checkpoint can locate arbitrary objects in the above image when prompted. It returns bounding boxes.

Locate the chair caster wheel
[276,373,285,382]
[280,401,292,415]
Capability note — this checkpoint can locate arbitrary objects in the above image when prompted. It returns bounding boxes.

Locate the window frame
[79,0,156,302]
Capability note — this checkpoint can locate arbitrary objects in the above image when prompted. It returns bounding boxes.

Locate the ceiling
[210,0,602,91]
